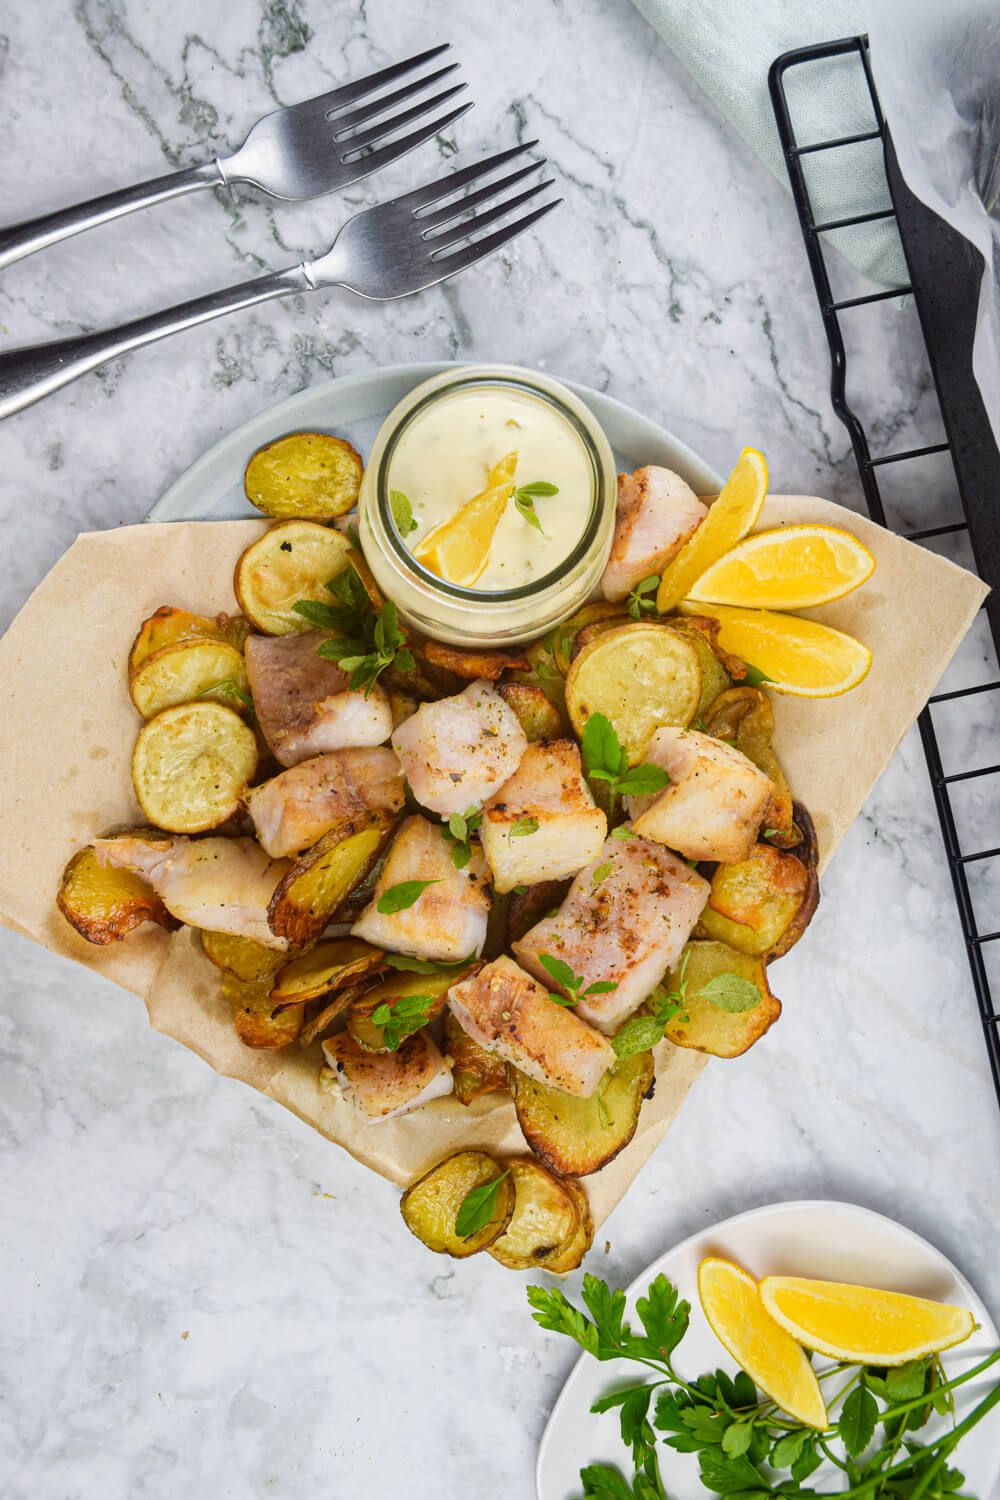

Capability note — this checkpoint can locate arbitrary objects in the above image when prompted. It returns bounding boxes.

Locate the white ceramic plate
[146,362,722,521]
[537,1200,1000,1500]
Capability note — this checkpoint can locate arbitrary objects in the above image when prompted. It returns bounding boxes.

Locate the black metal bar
[813,207,896,233]
[905,522,968,542]
[941,764,1000,785]
[869,442,951,466]
[829,285,913,310]
[769,36,1000,1107]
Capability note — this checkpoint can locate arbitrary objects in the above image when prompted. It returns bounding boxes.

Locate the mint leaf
[454,1170,510,1239]
[582,712,628,782]
[390,489,417,535]
[611,1015,663,1059]
[376,878,440,914]
[695,973,761,1013]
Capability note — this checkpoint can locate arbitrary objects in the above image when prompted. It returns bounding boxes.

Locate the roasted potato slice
[496,682,564,743]
[663,941,781,1057]
[509,1050,654,1178]
[233,520,355,635]
[346,967,466,1052]
[244,432,363,520]
[505,879,571,946]
[698,811,818,958]
[702,686,795,844]
[200,929,288,982]
[420,640,530,682]
[270,938,384,1006]
[129,638,250,719]
[488,1159,582,1269]
[297,981,369,1048]
[565,623,701,764]
[669,616,733,718]
[128,606,251,676]
[552,602,625,676]
[268,811,395,946]
[443,1008,508,1105]
[227,975,303,1049]
[400,1149,515,1258]
[132,701,258,833]
[388,688,420,728]
[539,1179,595,1273]
[57,845,177,945]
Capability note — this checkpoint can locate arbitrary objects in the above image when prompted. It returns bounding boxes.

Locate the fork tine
[417,161,545,229]
[427,199,561,278]
[327,63,459,135]
[397,142,541,211]
[302,43,453,118]
[425,181,555,252]
[354,102,474,176]
[340,84,468,156]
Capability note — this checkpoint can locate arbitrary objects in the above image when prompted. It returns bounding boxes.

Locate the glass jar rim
[373,371,606,603]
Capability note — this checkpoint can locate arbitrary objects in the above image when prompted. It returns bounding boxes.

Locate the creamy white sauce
[388,386,593,591]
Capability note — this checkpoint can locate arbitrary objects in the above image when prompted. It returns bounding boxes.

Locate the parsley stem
[818,1436,850,1472]
[876,1345,1000,1421]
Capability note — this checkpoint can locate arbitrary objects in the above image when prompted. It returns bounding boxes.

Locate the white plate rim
[146,360,723,522]
[536,1197,1000,1500]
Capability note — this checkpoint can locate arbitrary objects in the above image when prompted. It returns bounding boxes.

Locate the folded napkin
[629,0,909,288]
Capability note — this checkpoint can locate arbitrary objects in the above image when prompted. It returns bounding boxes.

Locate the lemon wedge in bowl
[678,601,872,697]
[686,524,876,610]
[656,446,768,612]
[412,452,518,587]
[698,1256,829,1429]
[760,1277,976,1366]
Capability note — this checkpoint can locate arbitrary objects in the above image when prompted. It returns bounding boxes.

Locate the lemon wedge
[413,452,518,587]
[698,1257,829,1429]
[759,1277,975,1366]
[677,601,872,697]
[656,447,768,613]
[686,524,876,610]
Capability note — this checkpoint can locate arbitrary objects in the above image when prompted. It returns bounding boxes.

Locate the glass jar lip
[374,370,607,604]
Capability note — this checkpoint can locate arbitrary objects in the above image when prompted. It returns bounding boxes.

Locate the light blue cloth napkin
[629,0,909,287]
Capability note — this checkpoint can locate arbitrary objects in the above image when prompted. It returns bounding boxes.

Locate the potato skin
[57,846,178,945]
[698,802,819,959]
[233,520,356,635]
[267,812,395,946]
[244,431,363,520]
[538,1178,594,1274]
[487,1159,581,1270]
[509,1051,654,1178]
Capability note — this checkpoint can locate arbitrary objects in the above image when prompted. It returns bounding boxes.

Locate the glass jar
[358,364,617,646]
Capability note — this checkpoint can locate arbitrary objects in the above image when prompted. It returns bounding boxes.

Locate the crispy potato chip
[128,606,251,677]
[488,1159,581,1270]
[505,879,570,947]
[538,1179,594,1274]
[57,845,177,945]
[270,938,384,1006]
[227,976,303,1049]
[664,941,781,1057]
[199,929,288,983]
[496,682,563,743]
[509,1050,654,1178]
[565,623,701,763]
[346,968,466,1052]
[443,1009,508,1105]
[400,1149,514,1258]
[698,808,818,958]
[132,701,257,833]
[233,520,355,635]
[244,432,363,520]
[420,640,530,682]
[268,811,395,946]
[129,639,250,719]
[298,982,369,1048]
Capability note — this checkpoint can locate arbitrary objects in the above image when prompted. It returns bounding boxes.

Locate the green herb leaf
[441,807,482,869]
[390,489,418,535]
[292,598,346,631]
[579,1464,635,1500]
[617,764,670,798]
[538,953,579,991]
[370,992,436,1051]
[527,1283,600,1356]
[610,1015,664,1060]
[721,1421,753,1458]
[770,1429,809,1469]
[195,678,253,711]
[611,825,639,840]
[510,816,540,837]
[582,713,628,782]
[592,861,613,886]
[454,1169,510,1239]
[740,661,774,687]
[376,878,440,915]
[886,1360,929,1403]
[308,573,414,696]
[626,575,660,621]
[513,481,557,535]
[515,493,546,533]
[840,1384,879,1457]
[517,481,560,498]
[695,973,761,1013]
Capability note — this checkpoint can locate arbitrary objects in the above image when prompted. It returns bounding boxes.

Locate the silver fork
[0,44,471,272]
[0,145,559,419]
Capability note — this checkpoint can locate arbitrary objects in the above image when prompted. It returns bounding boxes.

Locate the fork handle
[0,264,312,419]
[0,161,224,272]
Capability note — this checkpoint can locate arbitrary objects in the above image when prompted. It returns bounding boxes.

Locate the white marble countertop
[2,4,999,1498]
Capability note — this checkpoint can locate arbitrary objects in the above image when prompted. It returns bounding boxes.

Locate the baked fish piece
[246,747,404,858]
[391,678,528,817]
[448,955,616,1097]
[321,1030,453,1121]
[245,631,392,766]
[480,740,606,893]
[513,835,709,1031]
[601,466,707,601]
[626,727,773,864]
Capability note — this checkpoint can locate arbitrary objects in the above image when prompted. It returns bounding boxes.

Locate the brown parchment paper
[0,500,988,1230]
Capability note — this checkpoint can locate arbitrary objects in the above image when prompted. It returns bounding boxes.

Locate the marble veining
[1,3,998,1498]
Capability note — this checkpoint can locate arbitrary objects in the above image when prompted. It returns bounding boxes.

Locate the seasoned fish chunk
[94,834,292,949]
[480,740,606,893]
[448,955,615,1097]
[627,727,773,864]
[246,747,404,858]
[513,835,709,1031]
[321,1030,453,1121]
[601,466,707,601]
[351,814,491,961]
[391,679,528,817]
[245,632,392,766]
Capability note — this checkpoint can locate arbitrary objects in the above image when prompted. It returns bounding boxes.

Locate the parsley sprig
[538,953,618,1008]
[627,574,661,621]
[370,992,436,1051]
[514,480,559,533]
[582,713,670,820]
[293,565,414,697]
[528,1272,1000,1500]
[611,950,761,1060]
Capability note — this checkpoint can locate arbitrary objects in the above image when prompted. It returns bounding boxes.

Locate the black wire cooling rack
[769,36,1000,1106]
